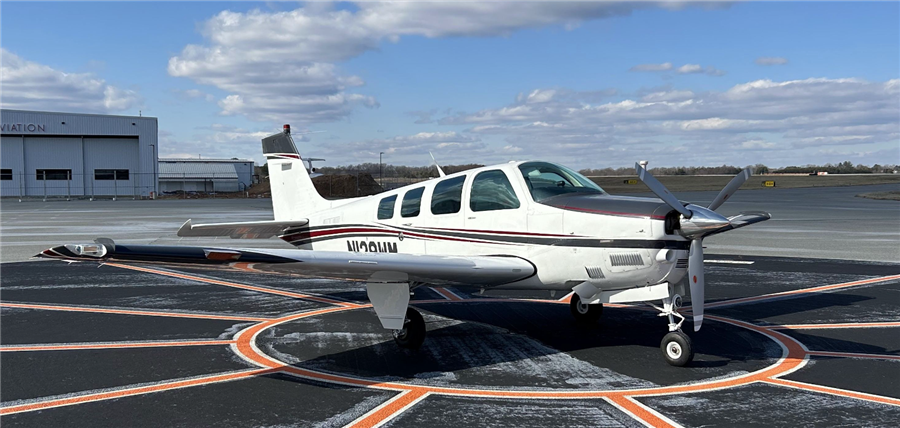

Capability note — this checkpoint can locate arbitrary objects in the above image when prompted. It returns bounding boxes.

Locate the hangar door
[83,138,140,197]
[23,137,85,197]
[1,136,25,197]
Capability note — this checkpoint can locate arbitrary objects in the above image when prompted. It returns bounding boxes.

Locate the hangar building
[0,109,158,199]
[158,158,254,194]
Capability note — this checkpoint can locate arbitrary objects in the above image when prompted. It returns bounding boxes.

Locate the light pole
[379,152,384,188]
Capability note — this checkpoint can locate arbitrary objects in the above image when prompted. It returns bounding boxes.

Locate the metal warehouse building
[0,109,158,199]
[158,158,254,194]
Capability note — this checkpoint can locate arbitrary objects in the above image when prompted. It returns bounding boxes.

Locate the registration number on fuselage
[346,240,398,253]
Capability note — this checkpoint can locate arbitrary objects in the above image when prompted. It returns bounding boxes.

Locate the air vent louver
[610,253,644,267]
[585,266,605,279]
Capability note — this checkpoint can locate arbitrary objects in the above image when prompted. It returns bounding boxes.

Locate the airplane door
[464,169,528,239]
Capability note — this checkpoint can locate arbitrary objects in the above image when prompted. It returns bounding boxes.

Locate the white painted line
[704,260,755,265]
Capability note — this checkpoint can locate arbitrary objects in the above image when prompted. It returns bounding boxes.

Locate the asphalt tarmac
[1,256,898,427]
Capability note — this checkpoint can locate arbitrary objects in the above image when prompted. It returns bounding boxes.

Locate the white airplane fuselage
[279,161,689,292]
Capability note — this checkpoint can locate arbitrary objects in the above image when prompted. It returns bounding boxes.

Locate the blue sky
[2,1,898,169]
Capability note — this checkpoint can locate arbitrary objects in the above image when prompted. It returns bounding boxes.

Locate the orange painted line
[430,287,463,301]
[707,274,900,309]
[346,389,430,428]
[772,322,900,330]
[0,368,277,415]
[0,340,235,352]
[231,262,257,272]
[106,262,364,308]
[0,302,270,322]
[605,395,681,428]
[765,378,900,407]
[807,351,900,361]
[557,292,574,303]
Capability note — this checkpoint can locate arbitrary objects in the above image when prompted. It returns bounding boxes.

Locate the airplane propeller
[635,164,755,331]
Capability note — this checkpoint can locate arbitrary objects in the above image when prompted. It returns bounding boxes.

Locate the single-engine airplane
[40,124,770,366]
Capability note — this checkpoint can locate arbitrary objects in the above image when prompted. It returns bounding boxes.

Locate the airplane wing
[37,241,535,287]
[176,219,309,239]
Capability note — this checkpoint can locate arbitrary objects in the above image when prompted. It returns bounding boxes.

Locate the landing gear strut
[570,293,603,324]
[392,307,426,350]
[650,294,694,366]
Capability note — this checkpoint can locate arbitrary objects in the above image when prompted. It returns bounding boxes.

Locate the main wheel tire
[392,307,426,350]
[661,331,694,367]
[570,294,603,323]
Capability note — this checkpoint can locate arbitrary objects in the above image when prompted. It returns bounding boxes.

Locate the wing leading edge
[37,242,535,287]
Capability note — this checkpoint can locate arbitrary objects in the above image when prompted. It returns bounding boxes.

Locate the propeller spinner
[635,164,758,331]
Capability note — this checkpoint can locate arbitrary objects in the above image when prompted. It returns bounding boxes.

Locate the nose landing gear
[650,294,694,366]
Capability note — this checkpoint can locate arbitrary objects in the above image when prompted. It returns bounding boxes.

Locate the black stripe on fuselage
[286,224,690,250]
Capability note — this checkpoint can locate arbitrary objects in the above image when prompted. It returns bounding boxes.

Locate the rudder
[262,126,329,221]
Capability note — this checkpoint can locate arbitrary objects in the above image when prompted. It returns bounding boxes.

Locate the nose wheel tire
[392,307,426,350]
[570,293,603,323]
[661,331,693,367]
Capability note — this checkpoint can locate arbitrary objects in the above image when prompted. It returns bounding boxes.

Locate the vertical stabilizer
[262,126,329,221]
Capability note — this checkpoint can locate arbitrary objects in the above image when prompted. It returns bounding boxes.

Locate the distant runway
[2,183,898,263]
[1,256,898,426]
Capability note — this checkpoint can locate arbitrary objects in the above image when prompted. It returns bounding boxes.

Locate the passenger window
[430,176,465,215]
[377,195,397,219]
[470,170,521,212]
[401,187,425,218]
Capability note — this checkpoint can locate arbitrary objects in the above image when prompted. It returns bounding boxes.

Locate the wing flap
[176,219,309,239]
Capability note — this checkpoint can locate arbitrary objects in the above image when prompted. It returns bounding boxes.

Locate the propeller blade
[635,163,692,218]
[689,238,705,331]
[708,167,753,211]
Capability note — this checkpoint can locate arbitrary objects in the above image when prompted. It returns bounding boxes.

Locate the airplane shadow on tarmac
[258,290,882,389]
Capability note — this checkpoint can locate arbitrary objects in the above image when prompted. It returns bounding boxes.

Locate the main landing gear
[570,293,603,323]
[392,307,426,350]
[651,294,694,366]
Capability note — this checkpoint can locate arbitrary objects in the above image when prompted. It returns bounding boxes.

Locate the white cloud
[630,62,673,72]
[322,131,486,164]
[169,2,673,124]
[676,64,726,76]
[755,56,789,66]
[433,77,899,168]
[0,49,141,113]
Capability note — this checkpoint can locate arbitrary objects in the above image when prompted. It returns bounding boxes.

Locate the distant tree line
[579,161,898,176]
[260,161,897,180]
[317,163,484,178]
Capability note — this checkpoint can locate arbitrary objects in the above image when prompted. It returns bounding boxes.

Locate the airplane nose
[677,204,731,240]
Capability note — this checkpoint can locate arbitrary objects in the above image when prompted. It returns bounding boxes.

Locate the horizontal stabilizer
[176,219,309,239]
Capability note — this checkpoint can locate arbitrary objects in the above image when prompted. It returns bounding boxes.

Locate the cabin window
[470,170,521,212]
[94,169,130,180]
[35,169,72,180]
[430,176,465,215]
[377,195,397,219]
[0,169,12,180]
[401,187,425,218]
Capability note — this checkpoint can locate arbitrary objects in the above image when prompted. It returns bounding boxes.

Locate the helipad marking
[8,263,894,426]
[346,389,431,428]
[0,339,234,352]
[604,395,683,428]
[430,287,464,301]
[764,378,900,407]
[0,302,269,322]
[0,368,277,415]
[106,262,364,308]
[706,274,900,309]
[772,321,900,330]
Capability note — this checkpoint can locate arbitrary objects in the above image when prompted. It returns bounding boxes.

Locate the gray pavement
[1,183,898,263]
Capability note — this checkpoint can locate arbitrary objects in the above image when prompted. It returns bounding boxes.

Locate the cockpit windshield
[518,162,606,202]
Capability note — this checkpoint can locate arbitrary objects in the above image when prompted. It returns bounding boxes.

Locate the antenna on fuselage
[430,152,446,177]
